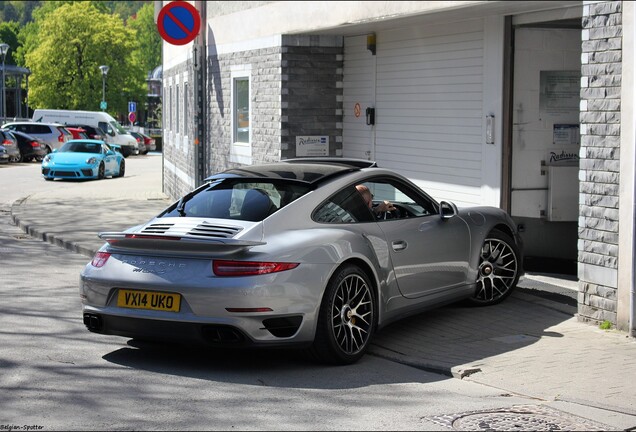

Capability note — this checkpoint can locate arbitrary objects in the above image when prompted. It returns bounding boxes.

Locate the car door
[102,144,117,173]
[362,178,471,299]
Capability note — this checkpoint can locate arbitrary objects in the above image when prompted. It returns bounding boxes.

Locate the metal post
[0,43,9,123]
[99,65,109,111]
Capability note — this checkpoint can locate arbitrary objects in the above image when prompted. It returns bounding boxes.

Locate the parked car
[9,130,48,162]
[0,129,21,162]
[80,158,523,365]
[128,131,148,155]
[66,127,89,140]
[0,145,9,164]
[63,124,106,141]
[2,121,71,153]
[137,131,156,152]
[41,139,125,181]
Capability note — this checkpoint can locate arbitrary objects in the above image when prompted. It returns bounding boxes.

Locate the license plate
[117,289,181,312]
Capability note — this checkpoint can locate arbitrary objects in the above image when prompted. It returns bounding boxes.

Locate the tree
[24,1,143,114]
[0,21,20,65]
[127,2,162,77]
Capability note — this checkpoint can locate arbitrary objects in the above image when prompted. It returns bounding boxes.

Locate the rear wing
[98,232,265,256]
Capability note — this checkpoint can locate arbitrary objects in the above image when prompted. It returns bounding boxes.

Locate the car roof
[65,139,105,144]
[204,158,378,185]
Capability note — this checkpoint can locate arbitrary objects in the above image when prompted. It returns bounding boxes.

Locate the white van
[32,109,139,156]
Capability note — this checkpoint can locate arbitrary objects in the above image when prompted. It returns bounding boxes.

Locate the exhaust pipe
[83,313,103,331]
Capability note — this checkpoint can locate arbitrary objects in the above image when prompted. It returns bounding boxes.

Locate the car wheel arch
[320,256,381,320]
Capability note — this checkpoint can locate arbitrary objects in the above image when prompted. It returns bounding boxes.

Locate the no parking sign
[157,1,201,45]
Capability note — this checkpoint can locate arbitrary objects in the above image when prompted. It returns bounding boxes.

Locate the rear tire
[117,160,125,177]
[309,264,376,365]
[97,162,105,180]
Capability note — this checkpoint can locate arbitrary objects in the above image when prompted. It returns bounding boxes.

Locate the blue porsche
[41,139,125,181]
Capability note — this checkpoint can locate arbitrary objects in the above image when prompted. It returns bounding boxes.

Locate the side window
[98,122,113,136]
[360,179,438,220]
[313,187,374,224]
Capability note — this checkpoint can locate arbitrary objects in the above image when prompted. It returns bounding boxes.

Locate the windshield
[110,121,127,134]
[60,141,102,153]
[160,179,312,221]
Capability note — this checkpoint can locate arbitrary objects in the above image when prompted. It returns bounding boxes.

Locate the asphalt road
[0,157,545,431]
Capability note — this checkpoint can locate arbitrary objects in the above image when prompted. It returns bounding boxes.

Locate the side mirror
[439,201,458,220]
[107,150,115,156]
[52,149,58,153]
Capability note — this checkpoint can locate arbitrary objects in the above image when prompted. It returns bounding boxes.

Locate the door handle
[392,240,407,251]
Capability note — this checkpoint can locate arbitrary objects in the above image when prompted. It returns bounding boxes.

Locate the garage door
[343,19,486,206]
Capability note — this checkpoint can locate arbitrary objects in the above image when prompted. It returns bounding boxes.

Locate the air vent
[188,222,242,238]
[141,223,174,234]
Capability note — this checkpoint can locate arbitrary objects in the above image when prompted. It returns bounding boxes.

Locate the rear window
[160,179,312,222]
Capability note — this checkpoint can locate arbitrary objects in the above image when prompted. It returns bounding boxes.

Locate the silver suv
[1,121,72,153]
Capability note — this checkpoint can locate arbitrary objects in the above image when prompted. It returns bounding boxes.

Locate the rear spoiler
[98,232,265,256]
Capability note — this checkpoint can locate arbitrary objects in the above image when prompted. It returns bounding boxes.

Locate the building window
[176,84,180,134]
[233,76,249,143]
[184,82,188,135]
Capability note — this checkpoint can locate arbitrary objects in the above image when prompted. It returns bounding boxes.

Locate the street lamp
[0,43,9,122]
[99,65,109,111]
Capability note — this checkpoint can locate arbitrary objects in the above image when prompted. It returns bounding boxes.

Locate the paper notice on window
[540,70,580,116]
[553,124,580,146]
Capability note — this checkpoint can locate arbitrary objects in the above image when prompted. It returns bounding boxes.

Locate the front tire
[468,229,520,306]
[117,160,125,177]
[309,264,376,365]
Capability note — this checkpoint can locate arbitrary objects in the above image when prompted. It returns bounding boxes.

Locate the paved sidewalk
[8,155,636,430]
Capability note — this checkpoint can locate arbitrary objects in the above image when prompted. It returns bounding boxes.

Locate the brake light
[213,260,299,277]
[30,141,40,148]
[2,139,11,145]
[91,252,111,267]
[57,130,65,142]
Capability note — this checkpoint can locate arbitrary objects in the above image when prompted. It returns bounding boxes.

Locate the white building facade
[159,0,636,335]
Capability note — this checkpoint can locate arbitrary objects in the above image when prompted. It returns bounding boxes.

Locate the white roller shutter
[344,19,486,206]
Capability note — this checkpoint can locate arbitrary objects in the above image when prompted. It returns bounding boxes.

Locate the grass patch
[599,320,612,330]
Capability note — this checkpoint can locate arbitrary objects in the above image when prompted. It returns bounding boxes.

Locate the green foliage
[599,320,612,330]
[127,2,162,76]
[25,1,143,114]
[0,21,20,64]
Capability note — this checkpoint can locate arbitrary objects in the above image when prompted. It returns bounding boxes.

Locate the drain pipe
[193,0,207,187]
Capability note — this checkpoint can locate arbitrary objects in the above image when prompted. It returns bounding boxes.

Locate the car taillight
[30,141,40,148]
[212,260,299,277]
[3,139,12,145]
[91,252,111,268]
[58,130,65,142]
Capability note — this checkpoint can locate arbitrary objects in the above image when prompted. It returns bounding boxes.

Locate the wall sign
[296,136,329,157]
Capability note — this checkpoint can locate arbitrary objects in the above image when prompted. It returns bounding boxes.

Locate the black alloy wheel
[97,162,105,180]
[310,264,376,365]
[117,160,125,177]
[469,229,520,306]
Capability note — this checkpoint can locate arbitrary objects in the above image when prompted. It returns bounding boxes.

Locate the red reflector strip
[225,307,273,313]
[213,260,299,277]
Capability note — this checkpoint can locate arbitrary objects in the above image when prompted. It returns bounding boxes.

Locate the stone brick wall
[207,36,344,173]
[163,61,197,200]
[207,47,283,174]
[280,36,344,159]
[579,0,622,324]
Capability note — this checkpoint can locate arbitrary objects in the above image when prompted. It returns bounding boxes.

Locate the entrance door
[343,35,376,160]
[509,25,581,264]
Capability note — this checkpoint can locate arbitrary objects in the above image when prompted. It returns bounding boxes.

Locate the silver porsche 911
[80,158,523,364]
